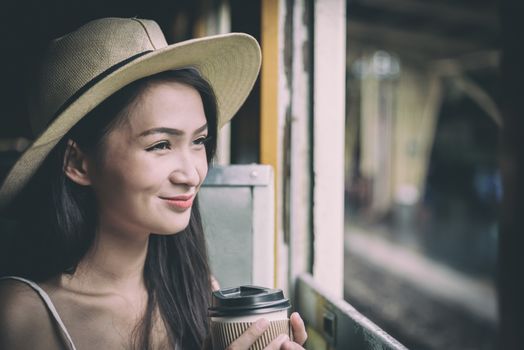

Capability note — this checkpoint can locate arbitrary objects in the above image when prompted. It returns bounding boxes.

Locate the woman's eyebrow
[138,123,208,137]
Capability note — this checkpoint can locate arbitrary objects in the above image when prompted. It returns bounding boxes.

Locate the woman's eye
[146,141,171,152]
[194,136,210,146]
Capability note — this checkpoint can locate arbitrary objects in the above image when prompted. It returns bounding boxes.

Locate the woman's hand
[288,312,307,347]
[226,312,307,350]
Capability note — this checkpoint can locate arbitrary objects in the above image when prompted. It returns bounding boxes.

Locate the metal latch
[323,309,337,345]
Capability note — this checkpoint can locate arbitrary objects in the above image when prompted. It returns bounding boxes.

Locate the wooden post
[312,0,346,298]
[261,0,281,288]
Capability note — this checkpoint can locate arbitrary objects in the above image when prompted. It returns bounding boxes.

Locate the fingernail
[255,318,270,331]
[290,312,299,321]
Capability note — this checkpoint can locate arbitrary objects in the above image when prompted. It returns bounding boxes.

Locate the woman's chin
[147,209,192,235]
[151,222,190,235]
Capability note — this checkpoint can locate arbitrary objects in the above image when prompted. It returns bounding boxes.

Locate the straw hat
[0,17,261,209]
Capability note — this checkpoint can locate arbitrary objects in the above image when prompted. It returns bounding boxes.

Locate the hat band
[44,50,153,131]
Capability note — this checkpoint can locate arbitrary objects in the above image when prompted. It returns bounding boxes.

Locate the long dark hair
[3,68,217,349]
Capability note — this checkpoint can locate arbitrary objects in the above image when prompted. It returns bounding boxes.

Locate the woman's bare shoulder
[0,279,63,349]
[0,278,46,323]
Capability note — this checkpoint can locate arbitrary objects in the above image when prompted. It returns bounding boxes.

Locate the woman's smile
[159,194,195,210]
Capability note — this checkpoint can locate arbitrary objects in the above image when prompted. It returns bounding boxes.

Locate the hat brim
[0,33,261,209]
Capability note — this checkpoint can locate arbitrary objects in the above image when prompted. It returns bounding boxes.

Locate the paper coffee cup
[209,285,291,350]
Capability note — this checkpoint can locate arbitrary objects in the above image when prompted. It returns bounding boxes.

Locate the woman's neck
[62,225,150,297]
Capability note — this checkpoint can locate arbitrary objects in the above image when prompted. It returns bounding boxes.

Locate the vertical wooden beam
[313,0,347,298]
[261,0,279,169]
[289,0,314,300]
[261,0,280,288]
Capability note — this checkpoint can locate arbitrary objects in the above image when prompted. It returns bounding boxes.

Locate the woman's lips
[160,194,194,210]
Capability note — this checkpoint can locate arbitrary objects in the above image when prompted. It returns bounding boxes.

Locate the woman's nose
[168,151,202,187]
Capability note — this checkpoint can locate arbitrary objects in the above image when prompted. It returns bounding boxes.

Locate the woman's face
[87,80,209,237]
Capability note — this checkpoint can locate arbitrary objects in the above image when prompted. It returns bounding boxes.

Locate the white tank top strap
[0,276,77,350]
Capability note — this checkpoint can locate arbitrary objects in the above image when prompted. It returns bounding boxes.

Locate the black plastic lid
[208,285,291,317]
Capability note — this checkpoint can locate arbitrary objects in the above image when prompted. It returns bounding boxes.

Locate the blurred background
[1,1,522,349]
[343,1,500,348]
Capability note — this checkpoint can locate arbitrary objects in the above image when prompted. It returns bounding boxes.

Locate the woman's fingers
[226,318,269,350]
[290,312,308,346]
[281,340,306,350]
[225,314,307,350]
[264,334,290,349]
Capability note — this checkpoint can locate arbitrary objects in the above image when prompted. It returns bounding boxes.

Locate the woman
[0,17,307,349]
